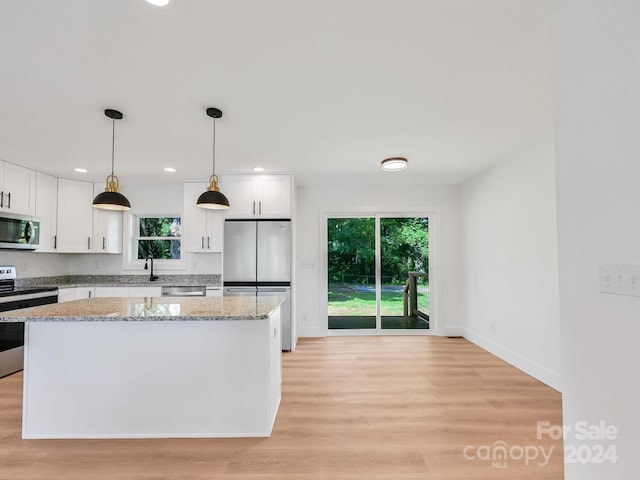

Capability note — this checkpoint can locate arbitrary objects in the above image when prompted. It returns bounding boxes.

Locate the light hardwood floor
[0,336,564,479]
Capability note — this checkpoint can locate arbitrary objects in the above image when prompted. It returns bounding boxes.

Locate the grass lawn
[328,284,429,316]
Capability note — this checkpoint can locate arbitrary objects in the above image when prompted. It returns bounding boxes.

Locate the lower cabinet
[57,287,95,303]
[128,287,162,297]
[94,287,129,297]
[59,286,162,302]
[95,286,162,298]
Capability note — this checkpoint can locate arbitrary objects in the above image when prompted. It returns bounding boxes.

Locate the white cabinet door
[258,175,291,218]
[128,287,162,297]
[205,287,223,297]
[92,183,122,254]
[0,161,36,216]
[184,183,209,252]
[220,175,258,218]
[94,287,129,297]
[220,174,291,219]
[74,287,95,299]
[57,179,94,253]
[35,172,58,252]
[183,183,224,253]
[57,288,77,303]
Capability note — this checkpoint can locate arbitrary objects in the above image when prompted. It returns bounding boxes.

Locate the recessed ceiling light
[381,157,408,172]
[253,167,265,172]
[164,167,177,173]
[145,0,174,7]
[74,168,88,173]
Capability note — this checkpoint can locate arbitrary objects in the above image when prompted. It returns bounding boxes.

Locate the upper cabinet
[183,182,224,253]
[56,179,94,253]
[35,172,58,252]
[54,179,123,254]
[92,183,122,254]
[221,174,291,219]
[0,160,36,216]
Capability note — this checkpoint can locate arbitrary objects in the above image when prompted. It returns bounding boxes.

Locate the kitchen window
[136,216,182,260]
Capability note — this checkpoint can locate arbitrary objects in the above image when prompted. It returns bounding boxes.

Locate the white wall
[296,182,462,337]
[0,250,70,277]
[553,1,640,478]
[460,140,562,390]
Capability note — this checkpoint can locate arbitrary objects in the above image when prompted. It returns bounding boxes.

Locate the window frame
[123,213,186,271]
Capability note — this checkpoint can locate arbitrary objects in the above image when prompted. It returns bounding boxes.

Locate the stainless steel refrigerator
[223,220,293,350]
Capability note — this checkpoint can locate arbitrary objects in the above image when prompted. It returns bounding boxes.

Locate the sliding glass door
[327,217,377,330]
[327,215,430,333]
[380,217,429,330]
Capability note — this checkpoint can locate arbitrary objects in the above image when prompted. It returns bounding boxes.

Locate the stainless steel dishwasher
[160,286,206,297]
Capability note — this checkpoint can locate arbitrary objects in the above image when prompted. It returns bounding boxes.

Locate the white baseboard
[461,327,562,392]
[298,327,327,338]
[441,326,465,337]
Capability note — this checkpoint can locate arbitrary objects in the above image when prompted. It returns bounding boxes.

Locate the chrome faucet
[144,255,159,282]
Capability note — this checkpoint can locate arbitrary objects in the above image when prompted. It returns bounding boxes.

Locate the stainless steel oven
[0,266,57,377]
[0,212,40,250]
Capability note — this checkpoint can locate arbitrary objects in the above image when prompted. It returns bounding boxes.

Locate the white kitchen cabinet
[205,287,223,297]
[57,288,77,303]
[183,182,224,253]
[58,287,95,302]
[75,287,95,299]
[92,183,123,254]
[0,160,36,216]
[56,179,94,253]
[221,174,291,219]
[34,172,58,252]
[94,287,130,297]
[128,287,162,297]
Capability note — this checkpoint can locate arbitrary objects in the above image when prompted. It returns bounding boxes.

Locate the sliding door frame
[321,207,440,336]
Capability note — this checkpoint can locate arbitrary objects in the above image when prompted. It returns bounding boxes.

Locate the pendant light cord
[212,116,216,175]
[111,117,115,176]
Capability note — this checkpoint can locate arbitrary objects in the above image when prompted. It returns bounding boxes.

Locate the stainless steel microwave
[0,213,40,250]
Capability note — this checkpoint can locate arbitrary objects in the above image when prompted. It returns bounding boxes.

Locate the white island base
[22,308,281,439]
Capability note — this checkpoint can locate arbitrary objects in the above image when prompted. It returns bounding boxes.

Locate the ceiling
[0,0,559,187]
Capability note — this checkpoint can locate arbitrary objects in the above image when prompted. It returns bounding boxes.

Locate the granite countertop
[0,296,283,323]
[15,274,222,290]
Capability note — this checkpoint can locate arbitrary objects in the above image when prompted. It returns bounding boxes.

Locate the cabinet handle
[6,192,10,209]
[103,236,106,250]
[0,191,3,208]
[54,235,57,249]
[88,291,92,298]
[259,200,262,215]
[252,201,256,215]
[87,236,91,250]
[201,236,205,249]
[207,236,210,249]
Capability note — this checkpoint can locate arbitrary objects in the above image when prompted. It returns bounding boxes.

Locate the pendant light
[92,109,131,211]
[197,107,230,209]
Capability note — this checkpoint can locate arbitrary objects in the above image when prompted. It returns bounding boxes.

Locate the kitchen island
[0,296,283,439]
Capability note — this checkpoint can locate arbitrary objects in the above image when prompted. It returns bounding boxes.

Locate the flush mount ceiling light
[92,109,132,211]
[74,167,88,173]
[253,167,265,172]
[196,108,230,210]
[145,0,174,7]
[164,167,177,173]
[381,157,408,172]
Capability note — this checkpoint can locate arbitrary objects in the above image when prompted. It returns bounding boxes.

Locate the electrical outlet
[600,265,640,296]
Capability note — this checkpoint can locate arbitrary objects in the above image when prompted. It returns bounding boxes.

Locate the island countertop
[0,295,284,323]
